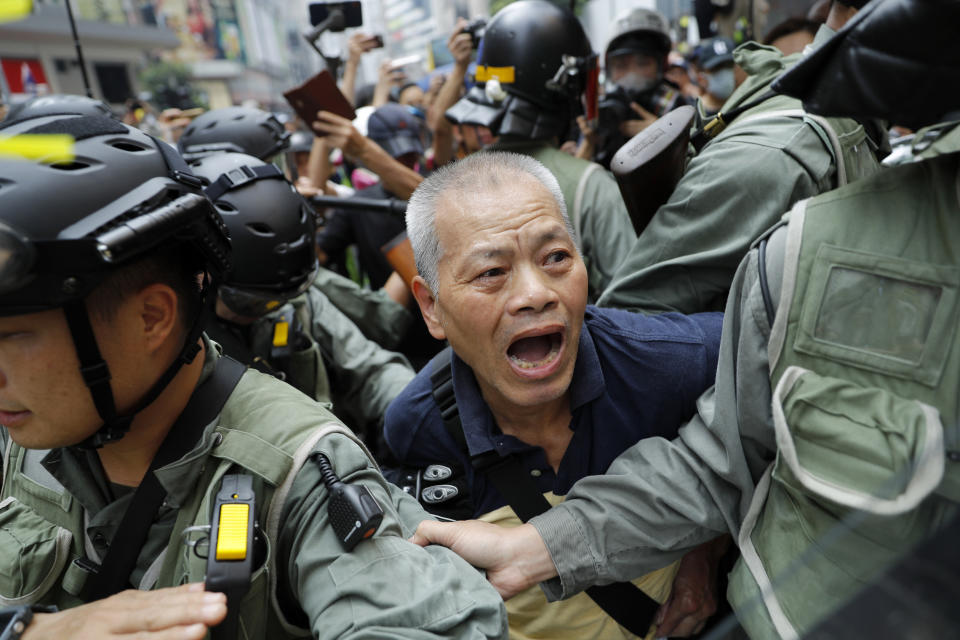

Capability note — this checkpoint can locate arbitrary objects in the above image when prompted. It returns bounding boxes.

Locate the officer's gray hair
[406,151,577,294]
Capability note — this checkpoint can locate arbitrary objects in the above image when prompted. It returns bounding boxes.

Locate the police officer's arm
[415,242,777,600]
[311,267,413,351]
[531,239,778,598]
[575,165,636,300]
[598,119,829,314]
[312,111,424,200]
[306,287,415,429]
[22,583,225,639]
[278,432,508,639]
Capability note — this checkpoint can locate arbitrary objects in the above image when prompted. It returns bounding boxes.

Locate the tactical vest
[251,294,332,406]
[0,369,363,639]
[728,151,960,638]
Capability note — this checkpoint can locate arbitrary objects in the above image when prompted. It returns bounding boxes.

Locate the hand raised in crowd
[619,102,659,138]
[448,20,473,69]
[312,110,367,158]
[654,536,730,637]
[25,583,226,639]
[411,520,556,600]
[346,32,380,63]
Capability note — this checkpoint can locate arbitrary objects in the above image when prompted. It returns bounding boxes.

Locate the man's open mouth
[507,332,563,370]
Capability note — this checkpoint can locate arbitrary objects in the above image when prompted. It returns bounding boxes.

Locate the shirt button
[530,469,542,478]
[947,450,960,462]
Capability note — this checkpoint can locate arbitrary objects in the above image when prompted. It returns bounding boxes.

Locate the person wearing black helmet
[0,115,506,638]
[444,0,636,303]
[410,1,960,637]
[192,152,415,446]
[177,105,290,162]
[597,0,882,315]
[592,8,692,168]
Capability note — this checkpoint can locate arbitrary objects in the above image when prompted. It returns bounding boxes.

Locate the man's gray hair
[406,151,578,294]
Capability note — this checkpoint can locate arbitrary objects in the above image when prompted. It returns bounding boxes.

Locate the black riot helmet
[4,94,115,124]
[0,114,231,447]
[178,106,291,162]
[773,0,960,130]
[190,152,318,318]
[446,0,597,140]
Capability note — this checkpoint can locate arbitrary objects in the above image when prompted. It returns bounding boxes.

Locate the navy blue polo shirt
[384,305,722,518]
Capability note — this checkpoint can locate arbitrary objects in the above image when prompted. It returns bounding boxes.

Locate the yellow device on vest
[215,503,249,560]
[206,474,256,640]
[272,320,289,348]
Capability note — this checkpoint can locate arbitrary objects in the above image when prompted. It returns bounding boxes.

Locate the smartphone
[283,70,356,134]
[389,54,422,70]
[308,1,362,28]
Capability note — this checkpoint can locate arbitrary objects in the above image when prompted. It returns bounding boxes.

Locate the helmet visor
[220,261,318,318]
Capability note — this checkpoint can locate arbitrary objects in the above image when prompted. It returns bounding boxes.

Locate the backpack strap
[78,356,246,600]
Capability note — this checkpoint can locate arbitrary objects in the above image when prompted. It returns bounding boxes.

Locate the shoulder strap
[429,350,661,637]
[80,356,247,600]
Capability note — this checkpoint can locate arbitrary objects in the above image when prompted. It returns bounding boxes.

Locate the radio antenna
[64,0,93,97]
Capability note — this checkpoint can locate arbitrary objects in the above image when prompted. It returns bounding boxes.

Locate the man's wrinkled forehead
[434,174,568,247]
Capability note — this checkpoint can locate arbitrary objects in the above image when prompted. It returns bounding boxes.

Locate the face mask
[616,71,658,94]
[705,68,736,101]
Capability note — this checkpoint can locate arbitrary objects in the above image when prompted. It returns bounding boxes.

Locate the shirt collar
[449,313,605,456]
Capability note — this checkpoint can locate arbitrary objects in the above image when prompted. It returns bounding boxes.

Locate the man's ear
[411,275,446,341]
[136,283,180,354]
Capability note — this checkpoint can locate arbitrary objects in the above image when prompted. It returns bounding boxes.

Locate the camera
[463,18,486,49]
[597,86,633,133]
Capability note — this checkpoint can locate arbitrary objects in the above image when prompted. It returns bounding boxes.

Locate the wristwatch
[0,605,56,640]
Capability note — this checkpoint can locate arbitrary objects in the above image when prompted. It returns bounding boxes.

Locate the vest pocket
[0,496,73,605]
[794,244,959,387]
[771,365,945,516]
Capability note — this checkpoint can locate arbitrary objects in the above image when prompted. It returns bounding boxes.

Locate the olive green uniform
[528,131,960,637]
[0,338,507,639]
[598,27,882,314]
[490,140,636,302]
[251,284,415,439]
[312,266,413,352]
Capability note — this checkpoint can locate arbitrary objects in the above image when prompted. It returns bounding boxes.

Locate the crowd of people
[0,0,956,638]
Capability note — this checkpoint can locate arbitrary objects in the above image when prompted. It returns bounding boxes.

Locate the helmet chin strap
[64,276,216,449]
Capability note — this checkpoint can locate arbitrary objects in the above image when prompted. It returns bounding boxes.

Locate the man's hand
[26,583,226,639]
[312,110,368,158]
[447,21,473,69]
[619,102,659,138]
[346,32,379,63]
[411,520,557,600]
[654,536,730,637]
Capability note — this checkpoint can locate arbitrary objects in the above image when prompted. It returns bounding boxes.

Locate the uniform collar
[43,335,225,513]
[449,313,605,457]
